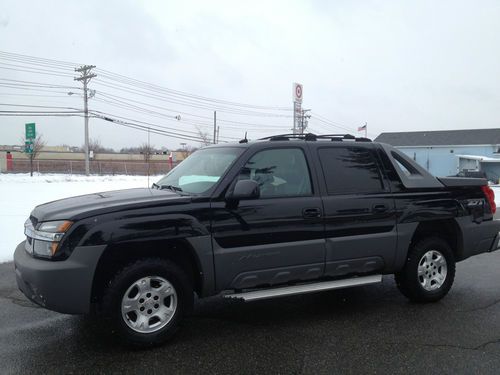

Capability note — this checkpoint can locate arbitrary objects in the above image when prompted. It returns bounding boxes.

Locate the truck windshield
[155,147,243,194]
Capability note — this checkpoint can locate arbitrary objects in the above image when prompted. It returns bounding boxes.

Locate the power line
[93,78,293,118]
[92,113,207,142]
[92,91,288,130]
[0,50,80,68]
[0,93,71,98]
[90,109,207,138]
[310,112,364,132]
[0,50,364,143]
[0,103,81,110]
[0,61,73,76]
[0,110,83,114]
[0,85,75,95]
[0,51,293,135]
[0,56,77,71]
[96,69,291,111]
[309,113,357,133]
[0,77,79,89]
[0,113,85,117]
[0,51,291,113]
[90,109,239,141]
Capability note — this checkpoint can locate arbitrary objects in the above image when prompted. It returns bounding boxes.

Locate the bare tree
[88,138,102,156]
[21,134,45,177]
[138,142,154,162]
[81,138,114,156]
[177,143,195,160]
[197,127,212,147]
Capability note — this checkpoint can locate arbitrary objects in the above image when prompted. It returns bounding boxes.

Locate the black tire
[100,258,193,347]
[395,236,456,303]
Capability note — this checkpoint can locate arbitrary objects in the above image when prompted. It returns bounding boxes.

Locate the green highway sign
[25,123,36,139]
[25,140,34,154]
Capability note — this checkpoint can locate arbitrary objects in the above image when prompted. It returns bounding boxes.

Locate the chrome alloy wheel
[417,250,448,291]
[121,276,178,334]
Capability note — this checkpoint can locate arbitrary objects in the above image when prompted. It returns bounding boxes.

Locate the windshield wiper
[155,184,190,195]
[160,184,183,192]
[152,183,182,191]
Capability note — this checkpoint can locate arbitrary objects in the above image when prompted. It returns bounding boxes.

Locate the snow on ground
[0,173,162,263]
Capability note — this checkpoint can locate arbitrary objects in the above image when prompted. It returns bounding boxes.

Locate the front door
[211,146,325,291]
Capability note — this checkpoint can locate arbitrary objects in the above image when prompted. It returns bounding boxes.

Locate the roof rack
[258,133,371,142]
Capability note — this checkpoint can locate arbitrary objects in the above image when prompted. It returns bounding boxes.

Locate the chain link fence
[9,159,180,175]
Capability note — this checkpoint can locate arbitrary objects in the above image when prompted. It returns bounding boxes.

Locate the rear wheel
[395,237,456,303]
[101,258,192,347]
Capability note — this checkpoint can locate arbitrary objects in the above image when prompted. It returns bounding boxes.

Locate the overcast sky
[1,0,500,150]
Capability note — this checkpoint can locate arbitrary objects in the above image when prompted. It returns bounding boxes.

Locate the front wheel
[395,237,456,303]
[101,258,193,347]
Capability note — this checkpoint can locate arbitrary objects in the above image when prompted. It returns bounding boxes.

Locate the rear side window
[391,151,421,177]
[318,147,384,195]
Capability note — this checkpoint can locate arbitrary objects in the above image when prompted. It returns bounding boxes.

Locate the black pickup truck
[14,133,500,346]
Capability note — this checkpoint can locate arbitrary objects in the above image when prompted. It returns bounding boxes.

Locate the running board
[224,274,382,302]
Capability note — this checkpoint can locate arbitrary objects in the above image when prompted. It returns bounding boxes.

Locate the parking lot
[1,250,500,374]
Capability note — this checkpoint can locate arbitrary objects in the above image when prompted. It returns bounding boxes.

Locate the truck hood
[31,188,191,222]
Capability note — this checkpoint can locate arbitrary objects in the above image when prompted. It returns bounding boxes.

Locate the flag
[358,124,367,132]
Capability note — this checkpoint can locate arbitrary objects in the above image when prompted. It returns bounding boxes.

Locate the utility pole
[213,111,217,144]
[300,109,311,134]
[74,65,96,175]
[216,125,220,144]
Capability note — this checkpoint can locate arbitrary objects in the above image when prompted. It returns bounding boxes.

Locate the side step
[224,274,382,302]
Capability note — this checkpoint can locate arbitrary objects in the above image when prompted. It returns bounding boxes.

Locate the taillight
[481,185,496,214]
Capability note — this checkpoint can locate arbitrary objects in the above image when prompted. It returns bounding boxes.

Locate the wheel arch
[90,237,210,311]
[394,218,464,271]
[410,219,464,260]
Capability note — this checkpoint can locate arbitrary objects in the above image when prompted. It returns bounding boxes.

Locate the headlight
[24,219,73,258]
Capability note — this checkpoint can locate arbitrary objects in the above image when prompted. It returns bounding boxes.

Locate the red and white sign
[293,83,303,103]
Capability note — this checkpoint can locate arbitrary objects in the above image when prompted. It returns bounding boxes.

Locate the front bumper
[14,241,106,314]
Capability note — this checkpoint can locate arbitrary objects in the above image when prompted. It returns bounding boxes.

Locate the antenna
[239,131,248,144]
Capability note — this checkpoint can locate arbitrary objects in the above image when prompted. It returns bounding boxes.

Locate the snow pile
[0,173,162,263]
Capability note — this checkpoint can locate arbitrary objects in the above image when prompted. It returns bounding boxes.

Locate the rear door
[314,143,397,276]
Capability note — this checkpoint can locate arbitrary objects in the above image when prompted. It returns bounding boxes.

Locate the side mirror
[227,179,260,200]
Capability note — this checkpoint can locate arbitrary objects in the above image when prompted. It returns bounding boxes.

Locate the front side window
[318,147,384,195]
[238,148,312,198]
[156,147,243,194]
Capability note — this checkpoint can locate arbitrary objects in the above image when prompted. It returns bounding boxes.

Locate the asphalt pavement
[1,251,500,374]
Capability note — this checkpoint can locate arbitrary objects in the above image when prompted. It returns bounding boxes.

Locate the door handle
[302,207,322,218]
[372,204,388,213]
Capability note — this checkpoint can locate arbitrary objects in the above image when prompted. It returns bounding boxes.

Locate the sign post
[292,83,303,134]
[25,123,36,176]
